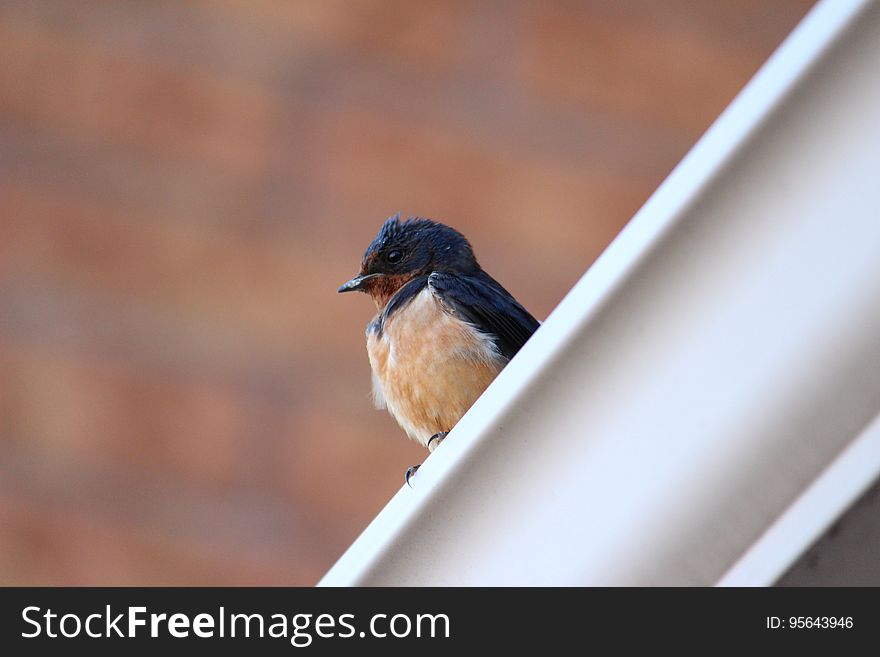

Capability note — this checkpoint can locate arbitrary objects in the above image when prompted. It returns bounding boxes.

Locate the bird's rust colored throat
[365,273,415,310]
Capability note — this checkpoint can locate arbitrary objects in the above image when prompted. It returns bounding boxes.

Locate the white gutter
[718,409,880,586]
[320,0,880,586]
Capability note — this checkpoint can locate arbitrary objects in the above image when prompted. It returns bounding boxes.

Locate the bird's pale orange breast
[366,287,504,446]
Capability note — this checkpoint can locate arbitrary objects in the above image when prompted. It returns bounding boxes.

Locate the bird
[338,214,540,484]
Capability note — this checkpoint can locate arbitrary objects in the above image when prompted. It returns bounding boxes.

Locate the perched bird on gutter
[338,214,540,484]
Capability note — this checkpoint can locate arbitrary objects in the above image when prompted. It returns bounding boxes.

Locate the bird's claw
[405,464,420,487]
[427,431,448,452]
[406,432,448,486]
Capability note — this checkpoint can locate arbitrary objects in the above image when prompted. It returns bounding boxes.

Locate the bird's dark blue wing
[428,271,540,361]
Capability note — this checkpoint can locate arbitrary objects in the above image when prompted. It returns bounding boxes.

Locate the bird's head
[338,214,479,309]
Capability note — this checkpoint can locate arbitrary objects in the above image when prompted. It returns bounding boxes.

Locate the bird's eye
[386,250,403,264]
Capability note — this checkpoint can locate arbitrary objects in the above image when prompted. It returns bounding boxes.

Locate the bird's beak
[337,273,380,293]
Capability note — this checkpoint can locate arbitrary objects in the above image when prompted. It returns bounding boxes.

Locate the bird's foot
[406,432,449,486]
[427,431,448,453]
[405,464,420,487]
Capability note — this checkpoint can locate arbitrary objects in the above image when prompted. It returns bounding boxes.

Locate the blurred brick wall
[0,0,813,584]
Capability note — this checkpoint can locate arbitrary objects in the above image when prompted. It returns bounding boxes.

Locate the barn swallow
[338,214,540,485]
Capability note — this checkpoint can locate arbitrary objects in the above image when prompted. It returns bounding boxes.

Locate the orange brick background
[0,0,813,585]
